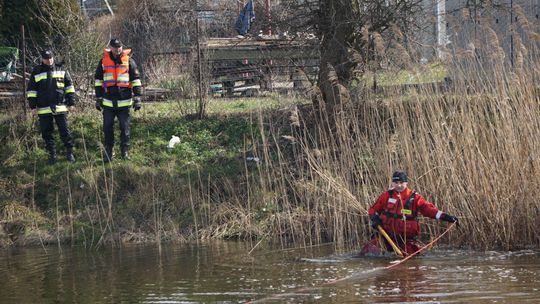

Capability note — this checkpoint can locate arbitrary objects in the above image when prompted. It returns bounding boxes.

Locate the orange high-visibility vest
[101,48,132,89]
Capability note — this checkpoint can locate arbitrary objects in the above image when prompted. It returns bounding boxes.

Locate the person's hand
[133,96,141,111]
[370,214,383,229]
[95,98,103,112]
[65,96,75,107]
[441,213,459,225]
[50,104,56,114]
[31,108,37,116]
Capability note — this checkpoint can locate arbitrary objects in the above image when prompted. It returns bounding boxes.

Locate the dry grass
[2,10,539,251]
[198,15,540,251]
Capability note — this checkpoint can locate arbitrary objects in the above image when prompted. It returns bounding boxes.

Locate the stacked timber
[204,36,319,97]
[205,36,319,61]
[0,75,24,101]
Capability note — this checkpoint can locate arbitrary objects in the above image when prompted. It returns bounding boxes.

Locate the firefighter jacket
[26,63,75,115]
[368,187,443,238]
[94,49,142,108]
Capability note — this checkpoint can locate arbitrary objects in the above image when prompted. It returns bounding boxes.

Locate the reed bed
[198,13,540,251]
[2,9,539,251]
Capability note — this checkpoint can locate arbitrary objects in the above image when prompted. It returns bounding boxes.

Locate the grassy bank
[3,55,540,251]
[0,95,306,247]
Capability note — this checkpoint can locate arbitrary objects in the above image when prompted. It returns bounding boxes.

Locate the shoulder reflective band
[65,85,75,93]
[27,90,37,98]
[34,72,47,82]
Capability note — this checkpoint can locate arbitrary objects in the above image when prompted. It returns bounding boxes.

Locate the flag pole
[265,0,271,35]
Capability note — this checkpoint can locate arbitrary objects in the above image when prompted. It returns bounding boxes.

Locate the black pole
[473,0,477,45]
[195,4,205,119]
[265,0,271,35]
[20,24,27,116]
[80,0,87,17]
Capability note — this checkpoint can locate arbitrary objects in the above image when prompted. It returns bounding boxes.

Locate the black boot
[66,148,75,162]
[48,150,57,165]
[121,146,130,160]
[104,146,113,163]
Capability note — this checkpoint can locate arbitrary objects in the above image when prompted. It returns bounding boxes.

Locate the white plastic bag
[168,135,180,149]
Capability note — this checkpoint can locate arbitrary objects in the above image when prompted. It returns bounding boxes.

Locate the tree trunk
[316,0,356,114]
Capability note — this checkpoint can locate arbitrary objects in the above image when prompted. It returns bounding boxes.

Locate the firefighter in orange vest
[27,50,76,164]
[94,38,142,162]
[361,170,459,256]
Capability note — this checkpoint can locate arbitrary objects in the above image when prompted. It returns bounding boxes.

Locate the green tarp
[0,47,19,82]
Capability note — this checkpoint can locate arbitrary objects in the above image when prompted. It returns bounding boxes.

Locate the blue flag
[235,0,255,36]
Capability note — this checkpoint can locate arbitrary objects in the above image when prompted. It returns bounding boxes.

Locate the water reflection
[0,243,539,303]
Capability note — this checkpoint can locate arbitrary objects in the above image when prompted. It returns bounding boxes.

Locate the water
[1,242,539,303]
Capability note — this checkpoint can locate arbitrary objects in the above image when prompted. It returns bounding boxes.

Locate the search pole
[20,24,27,116]
[262,0,273,90]
[195,2,206,118]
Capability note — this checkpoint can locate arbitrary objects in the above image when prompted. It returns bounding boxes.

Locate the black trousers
[103,107,131,149]
[38,113,73,153]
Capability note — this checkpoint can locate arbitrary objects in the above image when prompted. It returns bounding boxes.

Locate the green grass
[147,94,308,115]
[153,75,197,98]
[360,62,448,86]
[1,95,304,184]
[0,96,305,246]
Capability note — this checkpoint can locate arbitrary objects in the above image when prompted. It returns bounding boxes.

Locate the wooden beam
[207,46,318,61]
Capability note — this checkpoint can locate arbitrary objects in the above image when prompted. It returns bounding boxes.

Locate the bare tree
[247,0,425,115]
[34,0,105,102]
[316,1,424,111]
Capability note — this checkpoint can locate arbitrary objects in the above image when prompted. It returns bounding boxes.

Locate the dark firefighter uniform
[27,50,76,164]
[94,38,142,161]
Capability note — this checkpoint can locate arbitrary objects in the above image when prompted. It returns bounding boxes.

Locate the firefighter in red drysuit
[361,170,459,256]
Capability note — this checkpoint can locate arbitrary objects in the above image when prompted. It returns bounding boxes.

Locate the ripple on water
[2,245,540,303]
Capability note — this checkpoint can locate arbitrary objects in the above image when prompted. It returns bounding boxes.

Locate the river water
[1,242,539,303]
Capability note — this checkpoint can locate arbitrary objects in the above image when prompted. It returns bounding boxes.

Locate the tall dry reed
[197,8,540,251]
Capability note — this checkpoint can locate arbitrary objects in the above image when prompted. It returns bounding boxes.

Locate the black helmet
[109,38,123,48]
[40,50,53,59]
[392,170,408,183]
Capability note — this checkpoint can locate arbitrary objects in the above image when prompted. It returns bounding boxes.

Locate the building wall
[417,0,539,63]
[444,0,539,63]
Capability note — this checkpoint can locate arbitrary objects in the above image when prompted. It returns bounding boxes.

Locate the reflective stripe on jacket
[26,63,75,111]
[37,105,68,115]
[94,49,142,105]
[102,98,133,108]
[101,48,132,89]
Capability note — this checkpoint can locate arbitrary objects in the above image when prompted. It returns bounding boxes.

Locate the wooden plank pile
[205,37,319,97]
[205,36,318,61]
[0,75,23,101]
